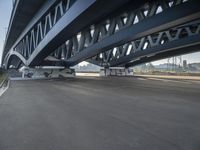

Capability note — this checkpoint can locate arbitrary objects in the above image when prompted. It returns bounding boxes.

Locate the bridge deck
[0,77,200,150]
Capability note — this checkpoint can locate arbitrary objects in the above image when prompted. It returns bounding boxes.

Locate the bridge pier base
[20,67,75,79]
[99,67,133,77]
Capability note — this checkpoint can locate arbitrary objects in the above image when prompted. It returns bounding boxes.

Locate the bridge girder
[90,21,200,68]
[3,0,46,60]
[4,0,132,69]
[62,0,200,67]
[3,0,200,69]
[49,0,200,67]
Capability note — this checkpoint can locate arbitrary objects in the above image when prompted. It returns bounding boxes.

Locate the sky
[0,0,199,66]
[0,0,12,65]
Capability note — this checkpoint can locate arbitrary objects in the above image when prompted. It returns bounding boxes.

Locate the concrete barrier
[100,67,133,77]
[20,67,75,79]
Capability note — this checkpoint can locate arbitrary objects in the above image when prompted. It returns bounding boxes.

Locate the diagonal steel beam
[125,43,200,68]
[64,0,200,66]
[28,0,132,67]
[3,0,46,59]
[123,34,200,68]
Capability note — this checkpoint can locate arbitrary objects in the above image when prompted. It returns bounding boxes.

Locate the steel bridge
[2,0,200,70]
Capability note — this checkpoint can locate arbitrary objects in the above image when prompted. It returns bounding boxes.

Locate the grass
[0,69,8,85]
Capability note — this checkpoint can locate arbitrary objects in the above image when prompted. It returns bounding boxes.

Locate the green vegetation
[133,62,200,76]
[0,68,8,84]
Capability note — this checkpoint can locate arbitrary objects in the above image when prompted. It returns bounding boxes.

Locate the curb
[0,77,9,97]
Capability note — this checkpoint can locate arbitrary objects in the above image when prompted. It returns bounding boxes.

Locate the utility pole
[167,56,182,72]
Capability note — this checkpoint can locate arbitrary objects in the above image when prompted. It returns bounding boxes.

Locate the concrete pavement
[0,77,200,150]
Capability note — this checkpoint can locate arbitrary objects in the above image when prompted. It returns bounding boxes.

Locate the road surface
[0,77,200,150]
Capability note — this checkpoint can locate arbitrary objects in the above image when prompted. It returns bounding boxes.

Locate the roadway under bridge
[1,1,200,149]
[1,0,200,71]
[0,77,200,150]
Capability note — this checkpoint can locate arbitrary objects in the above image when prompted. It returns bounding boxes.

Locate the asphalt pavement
[0,76,200,150]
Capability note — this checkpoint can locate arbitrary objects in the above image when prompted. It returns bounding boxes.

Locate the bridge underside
[3,0,200,70]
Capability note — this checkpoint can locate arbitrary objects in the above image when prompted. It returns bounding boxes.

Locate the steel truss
[90,20,200,67]
[5,0,76,68]
[5,0,131,68]
[4,0,200,69]
[51,0,200,67]
[14,0,76,59]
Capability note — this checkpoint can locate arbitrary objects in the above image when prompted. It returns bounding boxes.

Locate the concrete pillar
[22,71,25,78]
[100,67,133,77]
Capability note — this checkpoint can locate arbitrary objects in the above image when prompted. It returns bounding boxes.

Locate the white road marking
[137,78,148,81]
[0,80,10,97]
[147,78,191,84]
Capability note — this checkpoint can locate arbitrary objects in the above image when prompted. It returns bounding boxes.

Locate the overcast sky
[0,0,199,66]
[0,0,12,65]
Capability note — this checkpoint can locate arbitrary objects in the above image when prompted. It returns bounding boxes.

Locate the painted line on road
[0,80,10,97]
[137,78,148,81]
[184,80,200,84]
[147,78,191,84]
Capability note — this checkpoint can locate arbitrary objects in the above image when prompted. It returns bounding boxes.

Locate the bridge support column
[100,67,133,77]
[20,67,75,79]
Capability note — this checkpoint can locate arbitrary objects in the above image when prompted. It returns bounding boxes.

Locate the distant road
[0,77,200,150]
[76,72,200,80]
[135,74,200,80]
[76,72,100,77]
